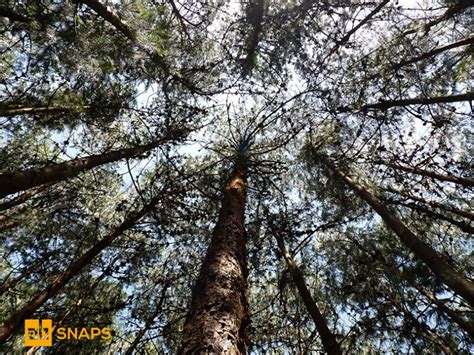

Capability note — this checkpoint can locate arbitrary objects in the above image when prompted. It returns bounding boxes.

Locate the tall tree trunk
[339,92,474,112]
[270,224,342,354]
[318,155,474,306]
[0,193,163,343]
[0,138,170,198]
[376,160,474,187]
[125,282,169,355]
[179,156,249,354]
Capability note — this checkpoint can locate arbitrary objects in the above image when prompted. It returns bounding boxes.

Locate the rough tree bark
[179,155,249,354]
[317,155,474,306]
[0,138,171,198]
[270,224,342,354]
[0,193,163,343]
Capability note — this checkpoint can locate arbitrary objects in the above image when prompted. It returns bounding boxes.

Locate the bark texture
[271,225,342,354]
[179,158,249,354]
[319,156,474,306]
[0,194,162,343]
[0,139,167,198]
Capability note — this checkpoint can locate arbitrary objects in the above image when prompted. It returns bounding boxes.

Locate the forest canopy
[0,0,473,353]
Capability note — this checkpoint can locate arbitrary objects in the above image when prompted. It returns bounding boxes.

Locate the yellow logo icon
[24,319,112,347]
[24,319,53,347]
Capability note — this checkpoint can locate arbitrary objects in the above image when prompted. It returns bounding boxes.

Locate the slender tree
[0,190,166,343]
[2,0,474,352]
[315,152,474,306]
[269,222,342,354]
